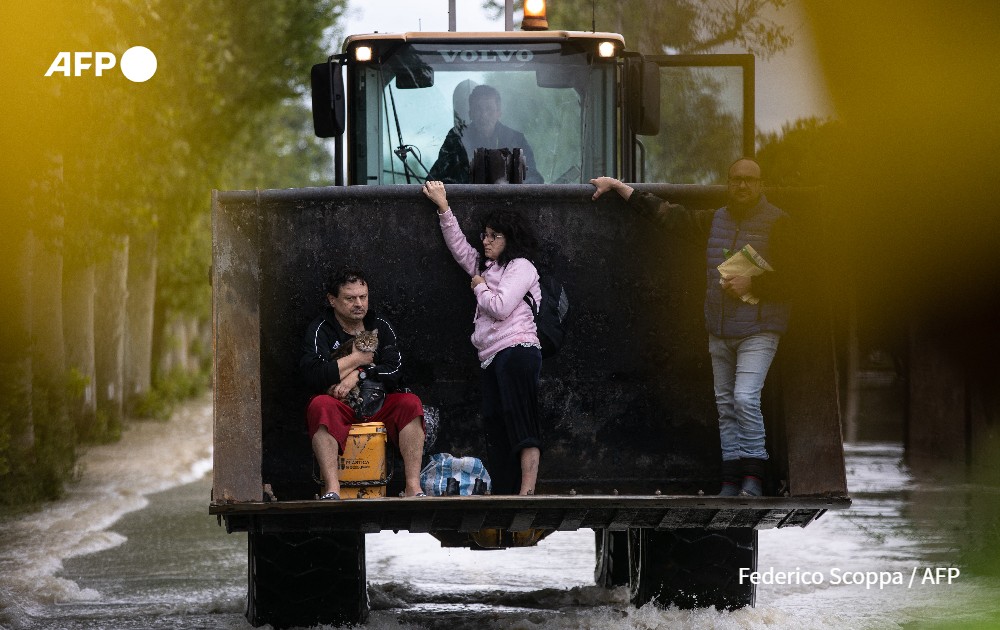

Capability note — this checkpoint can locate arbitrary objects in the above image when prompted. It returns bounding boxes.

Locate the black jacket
[427,122,543,184]
[299,308,404,394]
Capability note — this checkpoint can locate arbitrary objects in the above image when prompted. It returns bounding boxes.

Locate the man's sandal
[319,491,341,500]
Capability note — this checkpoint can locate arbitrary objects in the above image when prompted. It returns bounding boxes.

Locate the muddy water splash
[0,394,213,624]
[1,396,999,629]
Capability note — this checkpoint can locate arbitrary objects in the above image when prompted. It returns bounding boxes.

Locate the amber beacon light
[522,0,549,31]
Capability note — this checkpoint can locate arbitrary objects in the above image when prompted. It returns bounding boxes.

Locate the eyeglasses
[728,176,761,186]
[480,231,505,243]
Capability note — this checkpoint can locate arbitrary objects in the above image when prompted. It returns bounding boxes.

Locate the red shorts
[306,392,424,453]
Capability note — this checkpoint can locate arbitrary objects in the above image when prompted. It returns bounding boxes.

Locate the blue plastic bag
[419,453,491,496]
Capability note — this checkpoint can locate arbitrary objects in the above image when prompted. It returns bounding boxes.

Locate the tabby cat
[328,329,378,413]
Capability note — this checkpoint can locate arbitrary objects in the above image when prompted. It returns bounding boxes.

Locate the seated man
[300,266,425,499]
[427,84,544,184]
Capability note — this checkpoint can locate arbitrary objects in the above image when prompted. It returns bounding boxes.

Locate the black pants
[480,345,543,495]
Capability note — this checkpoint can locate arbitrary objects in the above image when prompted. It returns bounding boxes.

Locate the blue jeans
[708,332,780,461]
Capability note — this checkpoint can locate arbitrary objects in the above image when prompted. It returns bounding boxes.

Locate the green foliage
[958,443,1000,579]
[148,3,342,325]
[157,213,212,318]
[484,0,792,57]
[1,0,348,509]
[0,377,75,509]
[65,367,90,400]
[81,409,122,445]
[480,1,795,184]
[643,67,747,184]
[0,432,8,479]
[133,366,211,422]
[222,98,335,190]
[0,366,28,480]
[756,117,844,187]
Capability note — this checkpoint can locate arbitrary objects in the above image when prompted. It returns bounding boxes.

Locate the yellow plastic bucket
[338,422,388,499]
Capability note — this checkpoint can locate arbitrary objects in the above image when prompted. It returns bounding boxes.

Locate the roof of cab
[343,30,625,51]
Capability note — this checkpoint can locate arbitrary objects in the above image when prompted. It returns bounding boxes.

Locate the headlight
[354,45,373,62]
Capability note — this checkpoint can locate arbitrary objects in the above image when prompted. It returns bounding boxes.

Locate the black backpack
[524,274,569,358]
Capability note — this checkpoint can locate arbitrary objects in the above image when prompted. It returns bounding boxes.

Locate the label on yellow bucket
[339,422,388,489]
[339,485,387,499]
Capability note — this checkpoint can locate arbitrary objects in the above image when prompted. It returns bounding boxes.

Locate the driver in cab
[428,84,543,184]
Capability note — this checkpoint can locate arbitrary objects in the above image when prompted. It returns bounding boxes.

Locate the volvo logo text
[440,49,534,63]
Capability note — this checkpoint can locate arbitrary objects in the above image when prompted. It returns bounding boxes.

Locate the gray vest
[704,195,791,338]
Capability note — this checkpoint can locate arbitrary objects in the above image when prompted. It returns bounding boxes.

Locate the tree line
[486,0,798,185]
[0,0,826,509]
[0,0,345,508]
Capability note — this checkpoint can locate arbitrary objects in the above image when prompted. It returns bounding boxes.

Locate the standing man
[591,158,793,496]
[300,266,426,499]
[428,84,543,184]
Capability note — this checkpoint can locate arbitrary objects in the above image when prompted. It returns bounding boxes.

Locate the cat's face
[353,329,379,353]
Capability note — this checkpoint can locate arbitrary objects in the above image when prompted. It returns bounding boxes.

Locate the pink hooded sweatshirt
[439,208,541,363]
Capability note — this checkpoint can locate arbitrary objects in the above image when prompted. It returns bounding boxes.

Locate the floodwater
[1,394,999,630]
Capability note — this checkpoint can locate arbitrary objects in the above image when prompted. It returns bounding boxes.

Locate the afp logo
[45,46,157,83]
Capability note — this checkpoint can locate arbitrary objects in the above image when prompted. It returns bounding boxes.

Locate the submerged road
[1,396,998,629]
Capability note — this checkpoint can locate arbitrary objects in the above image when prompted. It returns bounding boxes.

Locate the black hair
[469,84,501,106]
[325,266,368,297]
[480,208,538,271]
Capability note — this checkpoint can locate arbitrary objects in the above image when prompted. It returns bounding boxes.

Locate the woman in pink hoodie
[422,180,543,495]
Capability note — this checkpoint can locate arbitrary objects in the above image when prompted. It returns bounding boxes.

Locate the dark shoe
[739,476,763,497]
[445,477,461,496]
[319,491,341,500]
[739,457,767,497]
[718,481,740,497]
[718,459,742,496]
